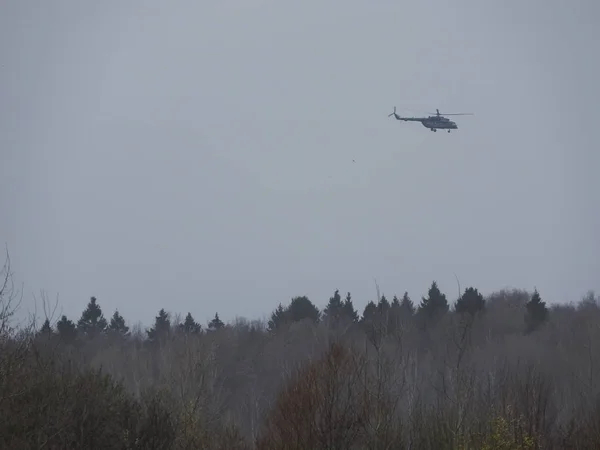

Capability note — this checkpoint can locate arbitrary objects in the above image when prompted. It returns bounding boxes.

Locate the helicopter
[388,107,473,132]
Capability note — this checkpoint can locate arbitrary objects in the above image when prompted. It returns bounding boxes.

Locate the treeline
[2,255,600,448]
[37,281,550,345]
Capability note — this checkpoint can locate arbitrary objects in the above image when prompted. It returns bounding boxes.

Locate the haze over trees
[1,251,600,449]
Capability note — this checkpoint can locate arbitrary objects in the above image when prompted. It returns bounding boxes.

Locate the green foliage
[480,413,536,450]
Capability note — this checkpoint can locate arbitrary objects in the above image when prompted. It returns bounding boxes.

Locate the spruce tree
[287,296,320,323]
[417,281,449,322]
[323,289,344,326]
[147,308,171,341]
[342,292,359,323]
[180,312,201,334]
[268,304,287,332]
[525,288,548,333]
[208,312,225,331]
[108,310,129,336]
[455,287,485,316]
[399,291,415,317]
[77,296,108,337]
[56,315,77,343]
[40,318,52,335]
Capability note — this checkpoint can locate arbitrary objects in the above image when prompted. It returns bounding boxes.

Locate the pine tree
[323,290,359,328]
[377,295,391,315]
[361,301,377,324]
[287,296,320,323]
[525,288,548,333]
[56,315,77,343]
[108,310,129,336]
[342,292,359,323]
[147,308,171,341]
[268,304,288,332]
[323,289,344,326]
[399,291,415,316]
[455,287,485,316]
[77,296,108,337]
[389,292,414,333]
[417,281,449,322]
[179,312,201,334]
[208,312,225,331]
[40,318,52,334]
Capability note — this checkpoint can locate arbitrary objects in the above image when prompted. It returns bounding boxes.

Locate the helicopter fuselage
[421,117,457,130]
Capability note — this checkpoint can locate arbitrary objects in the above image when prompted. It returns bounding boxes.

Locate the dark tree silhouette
[38,318,52,337]
[147,308,171,342]
[56,315,77,343]
[208,312,225,330]
[323,290,359,329]
[287,296,320,323]
[455,287,486,316]
[361,301,377,324]
[323,289,344,323]
[108,310,129,336]
[417,281,449,324]
[525,288,549,333]
[268,304,287,332]
[77,296,108,337]
[342,292,359,324]
[179,312,201,334]
[399,291,415,317]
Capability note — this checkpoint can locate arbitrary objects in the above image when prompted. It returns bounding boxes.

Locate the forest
[1,251,600,449]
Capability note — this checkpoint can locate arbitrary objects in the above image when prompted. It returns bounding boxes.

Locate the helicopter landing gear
[448,130,451,133]
[431,128,436,132]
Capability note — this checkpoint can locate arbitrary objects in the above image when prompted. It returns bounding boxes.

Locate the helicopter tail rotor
[388,106,397,117]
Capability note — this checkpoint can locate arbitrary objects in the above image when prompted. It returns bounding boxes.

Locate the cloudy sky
[1,0,598,327]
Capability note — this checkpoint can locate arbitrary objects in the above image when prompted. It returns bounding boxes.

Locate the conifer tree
[108,310,129,336]
[147,308,171,341]
[77,296,108,337]
[56,315,77,343]
[342,292,359,323]
[323,290,359,328]
[377,294,391,315]
[179,312,201,334]
[455,287,485,316]
[287,296,320,323]
[525,288,548,333]
[360,301,377,326]
[268,304,287,332]
[208,312,225,331]
[399,291,415,316]
[323,289,346,327]
[39,318,52,335]
[417,281,449,323]
[323,289,344,321]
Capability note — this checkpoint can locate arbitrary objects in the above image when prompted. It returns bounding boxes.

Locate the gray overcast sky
[1,0,598,327]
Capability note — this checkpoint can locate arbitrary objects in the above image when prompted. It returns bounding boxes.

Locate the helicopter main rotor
[430,108,473,116]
